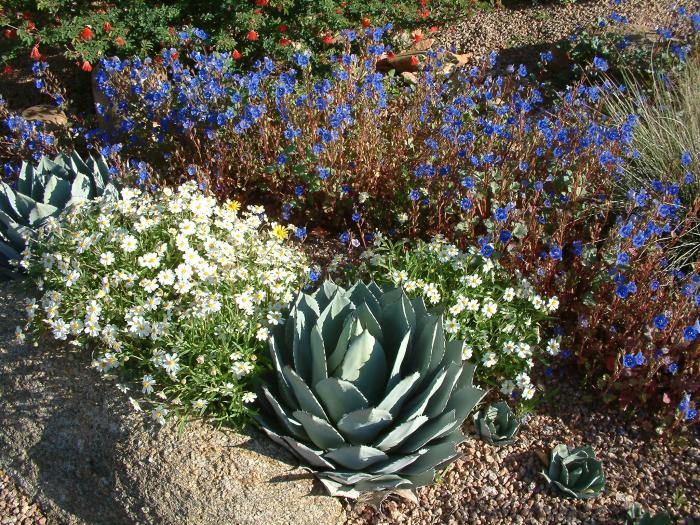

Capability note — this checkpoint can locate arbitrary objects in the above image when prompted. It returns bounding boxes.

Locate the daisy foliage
[19,181,309,427]
[359,235,558,402]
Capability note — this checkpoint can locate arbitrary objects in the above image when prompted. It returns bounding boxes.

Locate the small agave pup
[257,280,488,499]
[541,444,605,499]
[473,401,521,446]
[0,151,118,268]
[624,504,672,525]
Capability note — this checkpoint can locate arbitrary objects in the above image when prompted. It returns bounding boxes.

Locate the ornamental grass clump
[541,444,605,499]
[20,181,309,426]
[473,401,520,446]
[257,280,487,498]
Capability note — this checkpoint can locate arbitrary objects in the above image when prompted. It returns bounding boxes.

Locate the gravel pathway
[0,469,48,525]
[437,0,693,63]
[344,387,700,525]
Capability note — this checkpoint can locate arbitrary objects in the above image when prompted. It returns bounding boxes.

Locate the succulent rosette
[541,444,605,499]
[473,401,521,446]
[257,280,487,498]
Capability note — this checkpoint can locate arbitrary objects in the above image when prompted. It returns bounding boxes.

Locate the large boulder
[0,280,345,525]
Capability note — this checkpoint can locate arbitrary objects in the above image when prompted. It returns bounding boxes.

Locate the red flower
[103,22,112,32]
[29,45,41,61]
[279,37,291,46]
[321,33,334,45]
[361,18,371,28]
[410,55,419,66]
[3,65,13,75]
[278,24,288,33]
[247,30,258,41]
[27,21,36,31]
[387,51,396,59]
[79,26,94,41]
[3,28,17,39]
[428,25,438,33]
[413,31,423,43]
[255,0,269,5]
[115,36,126,46]
[335,8,343,14]
[232,49,242,60]
[418,9,430,18]
[81,60,92,72]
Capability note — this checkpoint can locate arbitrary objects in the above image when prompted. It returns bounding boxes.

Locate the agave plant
[0,151,118,267]
[257,280,488,499]
[624,504,672,525]
[541,444,605,499]
[473,401,520,446]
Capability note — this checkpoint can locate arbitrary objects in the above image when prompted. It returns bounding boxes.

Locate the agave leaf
[27,200,59,227]
[320,471,377,485]
[377,370,420,417]
[404,469,436,489]
[399,409,458,453]
[70,150,92,176]
[446,385,488,421]
[317,290,355,352]
[281,436,337,470]
[367,281,383,300]
[406,314,440,379]
[401,439,461,476]
[69,171,93,202]
[354,475,412,493]
[326,313,359,373]
[355,302,384,344]
[42,175,72,208]
[347,281,381,319]
[336,330,387,405]
[268,336,298,409]
[16,162,33,196]
[292,311,312,383]
[314,377,369,423]
[293,410,346,449]
[384,330,411,393]
[425,362,462,418]
[444,340,464,364]
[309,324,328,387]
[374,415,429,452]
[410,296,429,322]
[285,292,320,350]
[259,385,305,439]
[401,365,450,421]
[324,445,388,470]
[379,292,412,359]
[312,281,341,311]
[0,239,21,261]
[33,157,62,200]
[336,408,392,445]
[0,183,26,221]
[282,366,328,421]
[369,452,423,474]
[317,477,360,499]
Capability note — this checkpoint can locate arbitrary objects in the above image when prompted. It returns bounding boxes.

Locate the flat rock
[0,280,345,525]
[20,104,68,127]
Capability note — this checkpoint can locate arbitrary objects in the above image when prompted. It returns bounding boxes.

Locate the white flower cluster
[378,235,559,401]
[20,182,308,425]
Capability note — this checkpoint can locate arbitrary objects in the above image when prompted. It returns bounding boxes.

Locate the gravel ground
[0,469,48,525]
[437,0,694,64]
[344,390,700,525]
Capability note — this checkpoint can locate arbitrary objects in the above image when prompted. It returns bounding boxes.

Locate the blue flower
[309,270,320,282]
[351,212,361,223]
[653,314,668,330]
[295,227,307,239]
[494,207,508,222]
[460,197,473,210]
[681,151,692,166]
[549,245,562,261]
[593,56,609,72]
[633,351,646,366]
[294,53,311,68]
[409,189,420,201]
[622,354,636,368]
[667,363,679,375]
[480,244,493,257]
[499,230,511,243]
[684,326,698,341]
[187,165,197,176]
[616,252,630,265]
[294,185,304,196]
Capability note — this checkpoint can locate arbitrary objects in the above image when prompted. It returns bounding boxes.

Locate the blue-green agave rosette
[256,281,488,499]
[624,504,672,525]
[473,401,520,446]
[541,444,605,499]
[0,151,119,268]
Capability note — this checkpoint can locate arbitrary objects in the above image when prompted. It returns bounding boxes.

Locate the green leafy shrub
[257,280,487,498]
[0,151,118,269]
[20,181,309,427]
[0,0,470,67]
[355,236,557,401]
[541,444,605,499]
[473,401,520,446]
